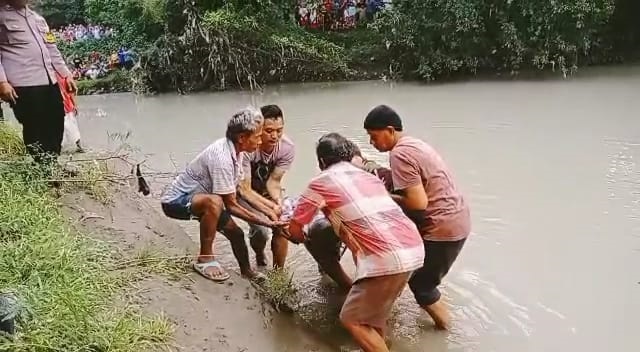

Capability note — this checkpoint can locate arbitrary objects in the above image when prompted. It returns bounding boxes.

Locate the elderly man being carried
[160,107,286,282]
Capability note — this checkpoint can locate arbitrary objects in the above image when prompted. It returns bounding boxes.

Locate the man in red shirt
[285,133,424,352]
[363,105,471,330]
[298,141,395,292]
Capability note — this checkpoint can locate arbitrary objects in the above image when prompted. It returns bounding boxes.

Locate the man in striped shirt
[301,140,396,290]
[286,133,424,352]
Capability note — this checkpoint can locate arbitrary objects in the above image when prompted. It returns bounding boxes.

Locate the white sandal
[193,260,230,282]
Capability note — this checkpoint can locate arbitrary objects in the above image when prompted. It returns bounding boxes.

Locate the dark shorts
[160,193,232,231]
[408,238,467,306]
[303,218,343,267]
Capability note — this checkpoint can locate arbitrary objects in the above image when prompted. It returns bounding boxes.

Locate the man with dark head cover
[364,104,471,330]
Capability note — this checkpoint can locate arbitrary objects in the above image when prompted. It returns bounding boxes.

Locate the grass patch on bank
[0,124,172,351]
[258,268,299,313]
[0,124,24,160]
[116,245,191,281]
[56,158,113,204]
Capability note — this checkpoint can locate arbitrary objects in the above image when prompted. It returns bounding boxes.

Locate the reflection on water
[17,66,639,351]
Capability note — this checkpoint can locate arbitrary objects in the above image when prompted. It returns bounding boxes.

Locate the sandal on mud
[193,261,230,282]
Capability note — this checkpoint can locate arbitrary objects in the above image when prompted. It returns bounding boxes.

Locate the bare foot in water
[423,299,450,330]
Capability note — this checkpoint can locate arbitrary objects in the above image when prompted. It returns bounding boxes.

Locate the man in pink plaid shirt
[286,133,424,352]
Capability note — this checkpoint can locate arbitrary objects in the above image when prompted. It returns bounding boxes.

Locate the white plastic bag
[61,112,81,150]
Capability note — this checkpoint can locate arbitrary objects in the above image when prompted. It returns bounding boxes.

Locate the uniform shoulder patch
[44,31,56,44]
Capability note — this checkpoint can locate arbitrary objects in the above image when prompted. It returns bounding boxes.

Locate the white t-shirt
[161,138,245,202]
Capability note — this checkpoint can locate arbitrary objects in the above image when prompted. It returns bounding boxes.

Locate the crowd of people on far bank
[53,23,116,43]
[0,1,469,351]
[52,23,135,81]
[295,0,390,30]
[68,47,136,81]
[159,104,470,352]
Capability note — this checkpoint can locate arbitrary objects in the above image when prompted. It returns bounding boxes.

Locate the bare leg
[271,228,289,269]
[318,259,352,291]
[304,219,352,291]
[220,219,259,279]
[75,140,85,153]
[342,322,389,352]
[190,194,226,278]
[423,298,450,330]
[249,227,268,267]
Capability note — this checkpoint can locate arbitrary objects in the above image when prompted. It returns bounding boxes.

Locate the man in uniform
[0,0,77,164]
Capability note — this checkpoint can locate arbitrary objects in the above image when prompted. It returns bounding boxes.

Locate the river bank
[71,72,640,351]
[0,124,334,351]
[75,60,640,96]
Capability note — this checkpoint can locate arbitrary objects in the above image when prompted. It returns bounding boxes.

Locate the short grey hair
[226,106,264,143]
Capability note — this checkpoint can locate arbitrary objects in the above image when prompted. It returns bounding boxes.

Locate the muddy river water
[33,66,640,351]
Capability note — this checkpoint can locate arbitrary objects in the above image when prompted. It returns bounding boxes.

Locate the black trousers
[408,238,467,306]
[11,84,65,163]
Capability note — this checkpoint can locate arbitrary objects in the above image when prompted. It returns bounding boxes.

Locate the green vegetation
[0,124,172,351]
[143,4,352,92]
[76,69,134,95]
[32,0,86,28]
[258,267,299,313]
[119,245,191,281]
[0,125,24,159]
[37,0,640,93]
[371,0,622,80]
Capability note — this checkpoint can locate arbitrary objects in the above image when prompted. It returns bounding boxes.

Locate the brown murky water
[16,66,640,351]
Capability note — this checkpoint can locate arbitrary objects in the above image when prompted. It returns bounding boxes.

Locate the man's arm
[286,185,324,244]
[0,52,17,104]
[267,143,295,204]
[394,184,428,209]
[287,220,305,245]
[37,16,76,93]
[207,152,277,226]
[220,191,276,227]
[39,18,72,78]
[266,167,286,204]
[390,151,428,210]
[238,176,279,220]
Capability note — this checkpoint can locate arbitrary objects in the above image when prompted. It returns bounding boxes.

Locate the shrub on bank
[0,124,171,351]
[40,0,640,93]
[76,70,134,95]
[370,0,616,80]
[142,3,352,93]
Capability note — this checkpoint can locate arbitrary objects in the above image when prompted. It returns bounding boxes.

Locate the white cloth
[61,112,81,149]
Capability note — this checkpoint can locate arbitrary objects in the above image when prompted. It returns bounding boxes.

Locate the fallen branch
[79,213,105,222]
